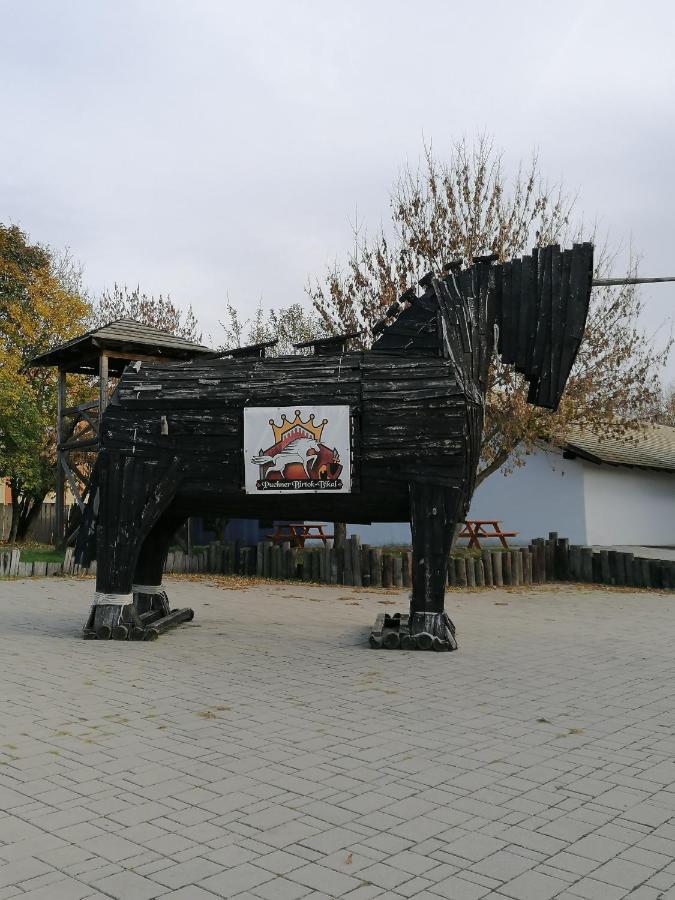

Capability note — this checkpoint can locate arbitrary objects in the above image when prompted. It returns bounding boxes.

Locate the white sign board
[244,406,351,494]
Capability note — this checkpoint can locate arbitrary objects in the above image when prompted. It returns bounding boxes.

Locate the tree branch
[475,448,511,488]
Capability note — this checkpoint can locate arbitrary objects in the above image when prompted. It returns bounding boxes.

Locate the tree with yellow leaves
[0,224,91,541]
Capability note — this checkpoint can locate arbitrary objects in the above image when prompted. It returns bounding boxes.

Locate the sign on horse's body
[77,243,594,648]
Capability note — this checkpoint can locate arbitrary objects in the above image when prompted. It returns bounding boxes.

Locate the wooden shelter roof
[30,319,213,375]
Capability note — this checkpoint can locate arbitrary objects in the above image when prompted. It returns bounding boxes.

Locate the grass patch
[19,547,65,564]
[1,542,65,563]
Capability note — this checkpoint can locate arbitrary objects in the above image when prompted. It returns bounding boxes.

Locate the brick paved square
[2,578,675,899]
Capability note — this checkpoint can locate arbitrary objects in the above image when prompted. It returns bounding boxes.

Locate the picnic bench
[266,523,333,548]
[458,519,518,550]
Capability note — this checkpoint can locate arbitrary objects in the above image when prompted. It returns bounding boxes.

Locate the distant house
[347,424,675,547]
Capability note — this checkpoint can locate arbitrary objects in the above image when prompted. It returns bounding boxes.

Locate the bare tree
[308,136,672,484]
[220,298,328,355]
[91,284,201,342]
[653,383,675,427]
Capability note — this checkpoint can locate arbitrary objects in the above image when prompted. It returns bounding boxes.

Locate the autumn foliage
[308,138,672,484]
[0,224,90,540]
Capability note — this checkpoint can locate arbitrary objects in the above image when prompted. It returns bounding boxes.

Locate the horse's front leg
[369,480,458,651]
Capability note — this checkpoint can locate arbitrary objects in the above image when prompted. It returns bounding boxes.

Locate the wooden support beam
[99,353,109,416]
[58,437,99,452]
[55,369,66,549]
[77,409,99,436]
[293,333,360,355]
[218,339,279,359]
[62,400,100,417]
[59,456,86,512]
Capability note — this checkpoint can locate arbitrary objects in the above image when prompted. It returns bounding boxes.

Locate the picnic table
[266,523,333,548]
[458,519,518,550]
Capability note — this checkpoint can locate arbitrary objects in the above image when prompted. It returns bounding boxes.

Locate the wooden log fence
[0,531,674,590]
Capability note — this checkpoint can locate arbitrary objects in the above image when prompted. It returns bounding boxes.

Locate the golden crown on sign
[269,410,327,443]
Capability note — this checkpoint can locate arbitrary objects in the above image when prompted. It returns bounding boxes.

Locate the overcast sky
[1,0,673,379]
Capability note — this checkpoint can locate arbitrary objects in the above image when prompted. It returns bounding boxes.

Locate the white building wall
[346,445,587,546]
[583,463,675,545]
[467,446,587,544]
[347,521,412,546]
[343,445,674,547]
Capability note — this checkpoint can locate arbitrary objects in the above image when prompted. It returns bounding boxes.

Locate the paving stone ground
[1,576,675,899]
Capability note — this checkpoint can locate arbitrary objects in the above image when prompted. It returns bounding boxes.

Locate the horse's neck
[290,439,312,454]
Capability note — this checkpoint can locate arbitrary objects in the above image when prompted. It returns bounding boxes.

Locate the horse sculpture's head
[370,242,594,413]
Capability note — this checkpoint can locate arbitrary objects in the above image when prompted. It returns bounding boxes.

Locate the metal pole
[592,276,675,287]
[55,369,66,549]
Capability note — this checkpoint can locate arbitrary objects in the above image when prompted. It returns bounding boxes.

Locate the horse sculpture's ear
[493,243,594,411]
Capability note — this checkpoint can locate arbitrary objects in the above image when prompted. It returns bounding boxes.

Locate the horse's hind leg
[83,450,180,640]
[130,513,194,641]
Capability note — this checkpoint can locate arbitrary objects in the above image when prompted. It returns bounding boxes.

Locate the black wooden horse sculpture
[77,243,594,647]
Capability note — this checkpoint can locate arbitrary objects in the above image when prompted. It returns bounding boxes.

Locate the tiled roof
[563,423,675,472]
[30,319,212,372]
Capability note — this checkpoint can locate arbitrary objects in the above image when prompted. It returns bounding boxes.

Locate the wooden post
[466,556,476,588]
[447,554,456,586]
[481,549,493,587]
[535,538,548,584]
[455,556,467,588]
[382,553,393,588]
[545,532,557,579]
[99,352,109,415]
[512,550,522,586]
[640,557,651,588]
[521,548,532,585]
[667,562,675,590]
[351,535,362,587]
[492,551,503,587]
[608,550,623,586]
[393,555,403,588]
[361,544,371,587]
[580,547,593,582]
[402,550,412,588]
[475,558,485,588]
[370,548,382,588]
[556,538,570,580]
[344,539,353,586]
[55,368,66,549]
[503,550,513,586]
